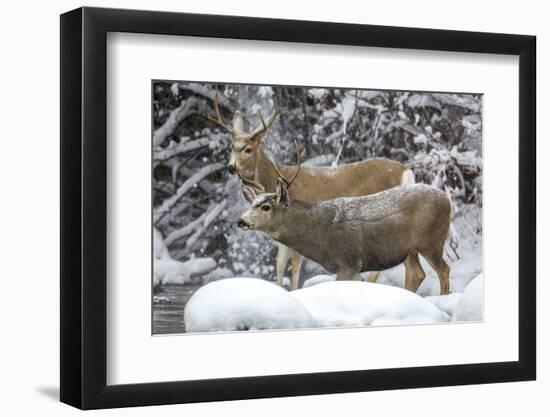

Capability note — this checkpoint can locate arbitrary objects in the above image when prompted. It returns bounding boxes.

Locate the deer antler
[250,95,279,138]
[237,171,266,193]
[272,140,301,189]
[205,93,234,134]
[286,140,301,188]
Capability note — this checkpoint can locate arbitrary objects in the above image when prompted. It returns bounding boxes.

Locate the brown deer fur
[239,182,452,295]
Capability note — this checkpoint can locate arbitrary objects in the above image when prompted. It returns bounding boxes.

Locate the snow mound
[184,278,315,332]
[292,281,450,327]
[453,274,483,322]
[425,293,463,316]
[303,274,336,288]
[154,227,217,286]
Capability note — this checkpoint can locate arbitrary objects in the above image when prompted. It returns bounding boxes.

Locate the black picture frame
[60,6,536,410]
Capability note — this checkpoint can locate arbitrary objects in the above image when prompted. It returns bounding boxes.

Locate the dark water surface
[152,284,201,334]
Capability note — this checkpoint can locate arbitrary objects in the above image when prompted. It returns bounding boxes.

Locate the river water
[152,284,201,334]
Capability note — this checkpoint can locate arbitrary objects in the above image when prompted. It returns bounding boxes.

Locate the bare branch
[153,136,218,161]
[153,163,225,224]
[164,204,216,247]
[431,93,481,112]
[206,93,234,134]
[178,166,217,194]
[175,200,228,257]
[177,83,232,109]
[153,97,198,147]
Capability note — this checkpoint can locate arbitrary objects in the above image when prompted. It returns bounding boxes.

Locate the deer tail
[400,168,415,186]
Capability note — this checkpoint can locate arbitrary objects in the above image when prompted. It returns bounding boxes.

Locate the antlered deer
[207,95,414,290]
[238,167,452,295]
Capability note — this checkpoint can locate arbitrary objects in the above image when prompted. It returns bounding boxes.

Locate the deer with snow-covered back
[237,160,452,295]
[207,94,415,290]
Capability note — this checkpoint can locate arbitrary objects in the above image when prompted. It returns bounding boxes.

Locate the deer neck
[255,147,283,192]
[270,203,327,254]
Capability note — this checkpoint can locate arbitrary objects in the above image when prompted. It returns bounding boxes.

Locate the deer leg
[275,244,291,286]
[403,255,416,292]
[422,250,451,295]
[404,252,426,293]
[367,271,381,283]
[290,251,304,290]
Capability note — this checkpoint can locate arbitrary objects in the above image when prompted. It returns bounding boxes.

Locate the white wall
[0,0,545,415]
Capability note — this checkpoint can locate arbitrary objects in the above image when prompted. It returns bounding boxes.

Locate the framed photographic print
[60,6,536,410]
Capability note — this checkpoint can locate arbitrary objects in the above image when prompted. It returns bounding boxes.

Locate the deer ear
[241,183,258,203]
[232,111,245,133]
[276,179,290,205]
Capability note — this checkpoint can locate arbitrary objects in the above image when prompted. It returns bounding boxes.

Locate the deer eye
[261,205,271,212]
[244,148,253,154]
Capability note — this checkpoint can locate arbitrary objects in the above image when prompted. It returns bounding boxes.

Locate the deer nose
[237,219,248,229]
[227,164,236,174]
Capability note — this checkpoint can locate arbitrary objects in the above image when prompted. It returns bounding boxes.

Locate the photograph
[152,81,483,335]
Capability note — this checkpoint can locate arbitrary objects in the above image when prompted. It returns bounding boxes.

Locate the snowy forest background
[152,81,483,334]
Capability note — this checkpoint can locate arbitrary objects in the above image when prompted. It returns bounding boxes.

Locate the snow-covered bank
[425,293,463,317]
[155,257,217,286]
[453,274,483,322]
[184,278,314,332]
[292,281,449,327]
[184,278,452,332]
[303,275,467,318]
[154,228,217,286]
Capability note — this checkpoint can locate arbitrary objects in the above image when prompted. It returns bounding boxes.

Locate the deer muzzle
[237,219,251,230]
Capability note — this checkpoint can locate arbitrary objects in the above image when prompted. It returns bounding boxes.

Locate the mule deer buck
[238,163,452,295]
[207,94,415,290]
